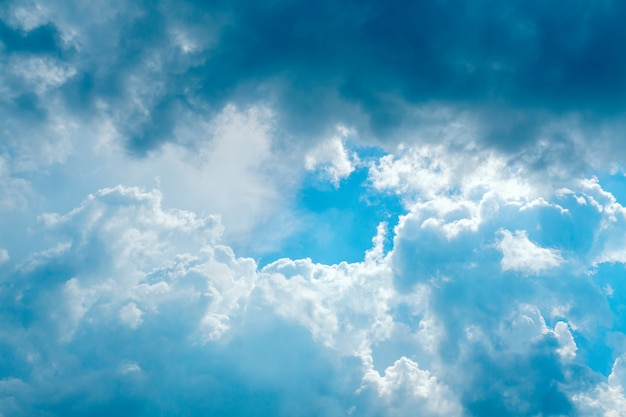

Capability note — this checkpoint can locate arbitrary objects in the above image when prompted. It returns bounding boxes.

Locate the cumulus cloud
[304,126,358,186]
[364,141,626,415]
[3,1,626,416]
[0,185,453,416]
[360,356,462,417]
[1,166,626,415]
[574,355,626,417]
[498,229,563,274]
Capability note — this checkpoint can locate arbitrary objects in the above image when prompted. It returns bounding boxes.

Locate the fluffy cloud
[574,355,626,417]
[0,185,456,416]
[1,153,626,415]
[3,1,626,416]
[366,142,626,415]
[497,229,563,274]
[360,356,462,417]
[304,126,358,186]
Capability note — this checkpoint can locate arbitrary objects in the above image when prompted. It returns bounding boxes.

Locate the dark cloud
[182,0,626,147]
[5,0,624,157]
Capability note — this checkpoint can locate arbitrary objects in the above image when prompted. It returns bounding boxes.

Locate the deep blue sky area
[599,172,626,205]
[260,167,403,266]
[3,1,626,416]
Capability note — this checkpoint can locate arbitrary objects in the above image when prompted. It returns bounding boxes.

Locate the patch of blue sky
[259,162,403,267]
[597,171,626,205]
[570,262,626,376]
[574,330,615,377]
[532,196,600,253]
[593,263,626,331]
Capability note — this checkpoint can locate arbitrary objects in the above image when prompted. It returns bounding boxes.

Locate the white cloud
[371,142,626,415]
[119,302,144,329]
[8,56,76,95]
[305,126,358,186]
[0,170,620,417]
[0,183,466,416]
[1,131,626,416]
[574,356,626,417]
[118,361,141,375]
[574,179,626,266]
[496,304,550,351]
[0,249,8,264]
[553,321,577,360]
[1,1,51,31]
[497,229,563,274]
[2,3,626,415]
[259,250,396,352]
[369,143,538,203]
[361,357,462,417]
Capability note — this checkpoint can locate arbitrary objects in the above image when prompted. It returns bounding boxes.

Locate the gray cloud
[3,0,626,164]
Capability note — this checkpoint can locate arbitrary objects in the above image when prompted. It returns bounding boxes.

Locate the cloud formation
[2,1,626,416]
[2,157,626,415]
[2,0,626,165]
[498,229,563,274]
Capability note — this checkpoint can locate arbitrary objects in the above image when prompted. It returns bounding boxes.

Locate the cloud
[119,302,144,329]
[497,229,563,274]
[3,1,626,416]
[304,126,358,187]
[1,166,626,415]
[360,356,462,417]
[365,142,626,414]
[574,355,626,417]
[0,155,32,212]
[0,185,458,416]
[0,92,302,256]
[1,0,626,174]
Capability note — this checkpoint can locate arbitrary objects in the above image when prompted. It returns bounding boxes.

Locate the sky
[2,0,626,416]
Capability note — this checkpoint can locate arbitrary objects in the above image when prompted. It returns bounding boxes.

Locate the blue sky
[2,1,626,416]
